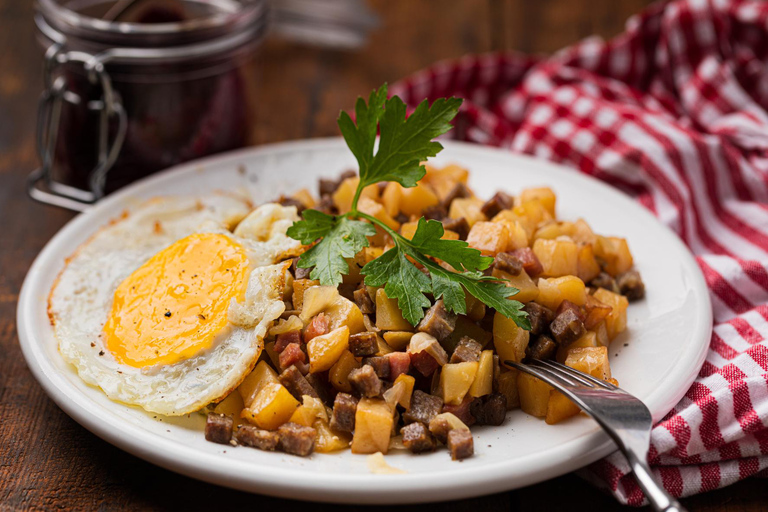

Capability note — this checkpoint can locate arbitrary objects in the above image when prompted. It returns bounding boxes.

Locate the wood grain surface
[1,0,767,510]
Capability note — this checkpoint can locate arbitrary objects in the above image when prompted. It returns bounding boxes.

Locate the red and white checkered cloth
[393,0,768,505]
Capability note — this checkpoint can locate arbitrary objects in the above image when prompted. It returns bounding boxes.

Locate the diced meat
[348,331,379,357]
[417,299,457,340]
[423,204,448,221]
[348,365,382,397]
[410,350,440,377]
[277,195,306,214]
[274,330,302,353]
[450,336,482,364]
[550,309,586,346]
[526,334,557,361]
[279,365,320,400]
[235,425,280,450]
[387,352,411,380]
[361,356,391,380]
[338,169,357,182]
[511,247,543,278]
[555,300,586,323]
[303,312,329,343]
[402,390,444,425]
[290,258,311,280]
[590,272,619,294]
[316,194,337,215]
[480,191,513,218]
[470,393,507,426]
[617,270,645,301]
[493,252,523,276]
[277,422,316,457]
[401,422,436,453]
[443,396,476,426]
[447,429,474,460]
[304,372,332,404]
[441,182,472,208]
[441,217,470,240]
[523,302,555,336]
[279,343,307,371]
[319,178,338,197]
[205,413,233,444]
[353,287,375,314]
[329,392,358,433]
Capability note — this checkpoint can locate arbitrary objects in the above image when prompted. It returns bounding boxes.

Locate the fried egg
[48,196,303,416]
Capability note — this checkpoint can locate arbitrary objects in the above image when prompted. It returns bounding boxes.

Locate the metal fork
[506,359,687,512]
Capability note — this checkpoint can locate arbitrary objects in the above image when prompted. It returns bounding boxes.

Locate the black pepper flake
[98,351,105,356]
[198,314,206,320]
[165,311,172,318]
[90,342,95,348]
[623,343,629,347]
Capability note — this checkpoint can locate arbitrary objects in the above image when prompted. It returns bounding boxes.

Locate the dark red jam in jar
[32,0,266,209]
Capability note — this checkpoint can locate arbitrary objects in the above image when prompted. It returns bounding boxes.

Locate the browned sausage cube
[447,429,474,460]
[617,270,645,301]
[449,336,482,363]
[470,393,508,426]
[556,300,586,323]
[423,204,448,221]
[443,396,476,426]
[304,372,332,405]
[493,252,523,276]
[349,331,379,357]
[361,356,391,380]
[441,217,470,240]
[279,365,320,401]
[330,392,359,433]
[441,182,472,208]
[590,272,619,294]
[526,334,557,361]
[277,422,317,457]
[401,422,436,453]
[403,390,444,425]
[550,309,586,346]
[205,413,233,445]
[348,365,382,397]
[523,302,555,336]
[235,425,280,451]
[417,299,457,340]
[510,247,543,278]
[480,191,514,219]
[353,287,375,314]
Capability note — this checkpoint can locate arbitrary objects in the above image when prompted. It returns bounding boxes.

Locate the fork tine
[505,360,581,389]
[535,359,617,390]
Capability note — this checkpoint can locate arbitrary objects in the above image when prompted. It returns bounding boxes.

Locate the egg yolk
[103,233,249,368]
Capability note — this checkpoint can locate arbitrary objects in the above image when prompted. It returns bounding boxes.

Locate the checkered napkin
[392,0,768,505]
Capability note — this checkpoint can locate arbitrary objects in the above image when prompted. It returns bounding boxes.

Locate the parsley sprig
[287,84,529,329]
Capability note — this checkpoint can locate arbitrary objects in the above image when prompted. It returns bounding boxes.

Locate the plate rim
[17,137,712,504]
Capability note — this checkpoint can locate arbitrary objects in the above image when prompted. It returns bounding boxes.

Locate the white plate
[17,138,712,504]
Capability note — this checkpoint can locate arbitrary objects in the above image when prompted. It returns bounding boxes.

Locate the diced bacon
[275,330,302,353]
[442,396,476,426]
[303,312,329,343]
[279,343,306,371]
[511,247,543,278]
[410,350,440,377]
[387,352,411,380]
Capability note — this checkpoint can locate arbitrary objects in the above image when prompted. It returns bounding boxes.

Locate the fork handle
[627,452,688,512]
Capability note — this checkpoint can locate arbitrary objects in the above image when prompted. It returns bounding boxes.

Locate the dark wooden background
[2,0,767,510]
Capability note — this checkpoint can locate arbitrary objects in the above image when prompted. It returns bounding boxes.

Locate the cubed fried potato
[546,390,580,424]
[292,188,316,208]
[342,257,364,286]
[468,350,494,397]
[493,311,530,365]
[594,236,633,276]
[375,288,413,331]
[242,382,300,430]
[382,182,402,217]
[464,293,486,322]
[440,362,479,405]
[536,276,587,311]
[400,221,459,241]
[333,177,378,214]
[512,200,553,237]
[289,395,328,427]
[584,294,612,330]
[532,238,579,277]
[576,244,601,284]
[357,196,400,231]
[293,279,320,311]
[314,417,352,453]
[565,346,611,380]
[555,331,598,363]
[307,326,350,373]
[239,360,279,407]
[592,321,611,347]
[449,197,487,227]
[329,350,361,392]
[592,288,628,340]
[214,391,245,429]
[263,341,280,369]
[424,164,470,201]
[519,187,556,216]
[466,221,510,256]
[382,331,413,351]
[494,218,529,251]
[533,222,570,241]
[571,218,597,246]
[492,267,539,303]
[351,398,394,454]
[517,372,552,418]
[400,183,439,217]
[393,373,416,409]
[497,369,520,409]
[300,286,364,334]
[355,247,384,266]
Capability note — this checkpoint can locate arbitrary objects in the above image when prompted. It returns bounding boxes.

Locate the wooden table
[1,0,766,510]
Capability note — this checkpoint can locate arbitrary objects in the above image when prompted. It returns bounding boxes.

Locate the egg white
[49,196,303,416]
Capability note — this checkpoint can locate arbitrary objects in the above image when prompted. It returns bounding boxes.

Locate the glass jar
[30,0,267,211]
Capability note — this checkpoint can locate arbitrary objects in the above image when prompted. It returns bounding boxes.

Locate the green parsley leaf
[362,248,433,324]
[337,84,387,179]
[285,209,337,245]
[408,218,492,272]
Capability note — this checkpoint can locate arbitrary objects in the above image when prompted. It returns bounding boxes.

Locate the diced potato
[565,346,611,380]
[536,276,587,311]
[400,221,459,241]
[293,279,320,311]
[269,315,303,337]
[375,288,413,331]
[381,182,402,217]
[497,369,520,409]
[519,187,556,216]
[355,247,384,266]
[493,311,530,365]
[592,321,610,347]
[517,372,552,418]
[440,362,479,405]
[238,360,279,407]
[242,382,300,430]
[300,286,364,334]
[399,183,439,217]
[546,390,580,425]
[376,335,394,355]
[382,331,413,351]
[571,218,597,246]
[464,293,486,322]
[533,222,570,241]
[289,395,328,427]
[214,391,245,428]
[466,221,510,256]
[584,294,612,330]
[593,288,628,340]
[358,196,400,231]
[424,164,470,201]
[351,398,394,454]
[512,200,553,237]
[263,341,280,368]
[504,219,529,250]
[577,244,602,284]
[329,350,361,392]
[594,236,633,276]
[449,197,487,227]
[532,238,579,277]
[314,418,352,453]
[307,326,350,373]
[469,350,494,397]
[556,331,598,363]
[492,268,539,303]
[333,177,378,214]
[292,188,316,208]
[393,374,416,409]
